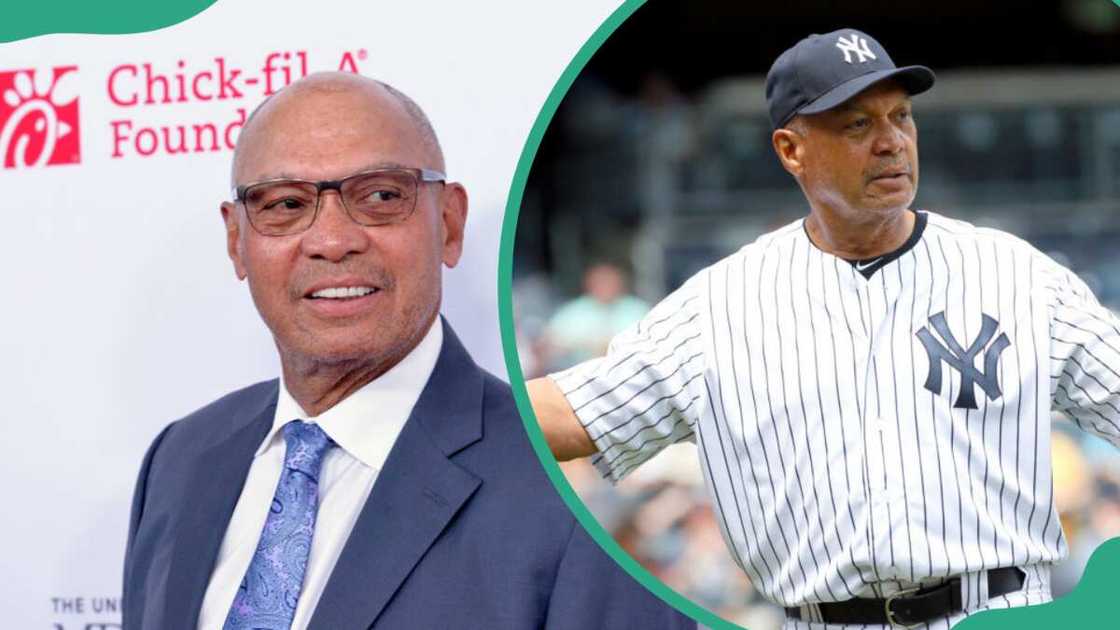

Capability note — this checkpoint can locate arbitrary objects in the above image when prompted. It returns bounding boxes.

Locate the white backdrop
[0,1,619,627]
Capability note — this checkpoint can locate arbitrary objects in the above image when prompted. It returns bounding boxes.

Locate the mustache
[289,263,395,298]
[866,161,912,181]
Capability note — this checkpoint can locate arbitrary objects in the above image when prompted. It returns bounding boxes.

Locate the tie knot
[282,421,334,480]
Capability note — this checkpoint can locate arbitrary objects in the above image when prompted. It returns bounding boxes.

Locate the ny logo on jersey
[916,311,1011,409]
[835,34,877,64]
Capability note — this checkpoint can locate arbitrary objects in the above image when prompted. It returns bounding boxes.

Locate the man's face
[585,265,625,304]
[221,83,467,372]
[789,81,919,219]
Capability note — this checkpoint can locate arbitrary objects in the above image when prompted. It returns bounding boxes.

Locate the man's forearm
[526,377,598,461]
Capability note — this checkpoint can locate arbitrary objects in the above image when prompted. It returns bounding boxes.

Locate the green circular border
[497,1,740,627]
[497,2,1120,629]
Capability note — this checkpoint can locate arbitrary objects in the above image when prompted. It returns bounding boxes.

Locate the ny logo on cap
[835,34,877,64]
[916,311,1010,409]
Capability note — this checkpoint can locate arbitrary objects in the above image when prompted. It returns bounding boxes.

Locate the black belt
[785,567,1025,627]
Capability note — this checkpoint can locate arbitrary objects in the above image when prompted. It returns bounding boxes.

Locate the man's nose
[299,191,371,261]
[872,120,906,155]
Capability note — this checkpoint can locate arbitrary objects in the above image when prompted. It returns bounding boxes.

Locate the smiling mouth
[307,286,379,300]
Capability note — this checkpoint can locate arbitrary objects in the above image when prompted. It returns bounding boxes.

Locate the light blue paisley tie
[223,421,334,630]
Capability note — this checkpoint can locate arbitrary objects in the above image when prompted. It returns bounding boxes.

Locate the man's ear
[220,201,247,280]
[438,183,468,268]
[772,125,807,178]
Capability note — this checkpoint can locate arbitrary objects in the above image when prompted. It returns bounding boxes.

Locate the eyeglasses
[232,167,447,236]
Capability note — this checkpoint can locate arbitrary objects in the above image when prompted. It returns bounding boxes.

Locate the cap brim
[797,65,935,117]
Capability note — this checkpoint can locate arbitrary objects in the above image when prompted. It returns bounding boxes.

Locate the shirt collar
[258,318,444,471]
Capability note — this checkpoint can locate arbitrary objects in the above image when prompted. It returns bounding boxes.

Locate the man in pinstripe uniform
[527,28,1120,628]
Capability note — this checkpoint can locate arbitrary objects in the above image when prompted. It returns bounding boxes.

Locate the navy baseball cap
[765,29,935,129]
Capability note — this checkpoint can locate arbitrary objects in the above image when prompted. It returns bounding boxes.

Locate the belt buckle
[884,586,921,629]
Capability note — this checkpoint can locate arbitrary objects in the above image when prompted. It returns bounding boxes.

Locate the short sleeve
[549,279,708,482]
[1047,262,1120,448]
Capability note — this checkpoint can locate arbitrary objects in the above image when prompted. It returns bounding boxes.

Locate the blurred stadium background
[511,0,1120,627]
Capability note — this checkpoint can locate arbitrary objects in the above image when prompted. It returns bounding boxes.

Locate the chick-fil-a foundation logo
[0,66,81,168]
[106,48,366,159]
[1,49,365,166]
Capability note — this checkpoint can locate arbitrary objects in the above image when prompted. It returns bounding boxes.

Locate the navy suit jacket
[122,322,694,629]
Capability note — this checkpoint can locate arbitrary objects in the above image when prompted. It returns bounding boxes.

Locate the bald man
[121,73,693,630]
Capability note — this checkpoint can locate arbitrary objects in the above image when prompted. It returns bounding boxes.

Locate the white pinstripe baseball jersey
[552,210,1120,625]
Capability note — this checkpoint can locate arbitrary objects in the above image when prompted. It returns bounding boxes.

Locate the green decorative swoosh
[497,0,1120,628]
[2,0,217,43]
[955,538,1119,629]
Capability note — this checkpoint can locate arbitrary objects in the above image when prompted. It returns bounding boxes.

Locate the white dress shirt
[196,319,442,630]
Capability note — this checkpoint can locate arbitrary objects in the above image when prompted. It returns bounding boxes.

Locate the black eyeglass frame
[231,167,447,236]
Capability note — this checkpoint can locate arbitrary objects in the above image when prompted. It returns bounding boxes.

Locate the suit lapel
[162,384,277,630]
[308,322,485,630]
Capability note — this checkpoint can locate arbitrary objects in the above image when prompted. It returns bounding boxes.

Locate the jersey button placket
[863,281,898,577]
[876,416,902,499]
